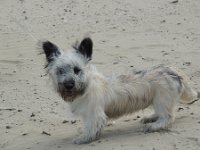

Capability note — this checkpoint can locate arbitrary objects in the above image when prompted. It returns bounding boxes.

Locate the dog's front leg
[73,112,106,144]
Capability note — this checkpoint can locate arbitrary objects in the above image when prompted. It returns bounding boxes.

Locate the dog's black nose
[64,80,75,90]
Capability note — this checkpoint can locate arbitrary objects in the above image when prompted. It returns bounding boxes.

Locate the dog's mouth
[57,85,86,102]
[65,90,74,97]
[61,89,74,97]
[57,87,77,102]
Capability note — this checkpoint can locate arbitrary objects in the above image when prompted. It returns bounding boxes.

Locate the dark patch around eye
[74,66,81,75]
[57,68,65,75]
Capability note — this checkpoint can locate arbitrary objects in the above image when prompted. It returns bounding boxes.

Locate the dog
[41,37,199,144]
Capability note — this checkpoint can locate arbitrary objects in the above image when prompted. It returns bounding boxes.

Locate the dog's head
[42,38,93,102]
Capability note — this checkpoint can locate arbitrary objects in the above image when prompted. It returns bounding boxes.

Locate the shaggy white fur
[41,37,199,144]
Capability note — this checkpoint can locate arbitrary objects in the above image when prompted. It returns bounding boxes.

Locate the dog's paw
[73,138,86,145]
[72,136,92,144]
[143,123,154,133]
[143,123,169,133]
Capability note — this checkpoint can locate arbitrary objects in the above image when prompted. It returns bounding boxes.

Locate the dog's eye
[57,68,65,75]
[74,67,81,75]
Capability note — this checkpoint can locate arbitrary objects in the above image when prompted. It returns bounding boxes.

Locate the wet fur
[41,38,199,144]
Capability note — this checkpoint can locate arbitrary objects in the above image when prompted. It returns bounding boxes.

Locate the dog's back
[133,64,199,103]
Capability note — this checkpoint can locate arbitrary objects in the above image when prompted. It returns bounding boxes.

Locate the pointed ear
[42,41,61,63]
[77,38,93,61]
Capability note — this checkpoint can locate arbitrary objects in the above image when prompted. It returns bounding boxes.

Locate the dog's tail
[179,77,200,103]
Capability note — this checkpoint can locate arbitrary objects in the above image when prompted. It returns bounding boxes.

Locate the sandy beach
[0,0,200,149]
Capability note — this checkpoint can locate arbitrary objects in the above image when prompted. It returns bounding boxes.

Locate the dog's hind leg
[143,92,176,132]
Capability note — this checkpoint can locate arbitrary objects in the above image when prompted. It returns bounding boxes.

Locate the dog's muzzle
[64,80,75,90]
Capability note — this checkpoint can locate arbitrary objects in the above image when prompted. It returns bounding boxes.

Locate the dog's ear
[77,38,93,61]
[42,41,61,63]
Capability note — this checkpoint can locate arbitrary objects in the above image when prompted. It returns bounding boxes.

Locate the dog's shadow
[103,122,143,138]
[44,117,187,149]
[45,121,147,149]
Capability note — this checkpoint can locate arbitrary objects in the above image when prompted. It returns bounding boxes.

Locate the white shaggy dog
[41,37,199,144]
